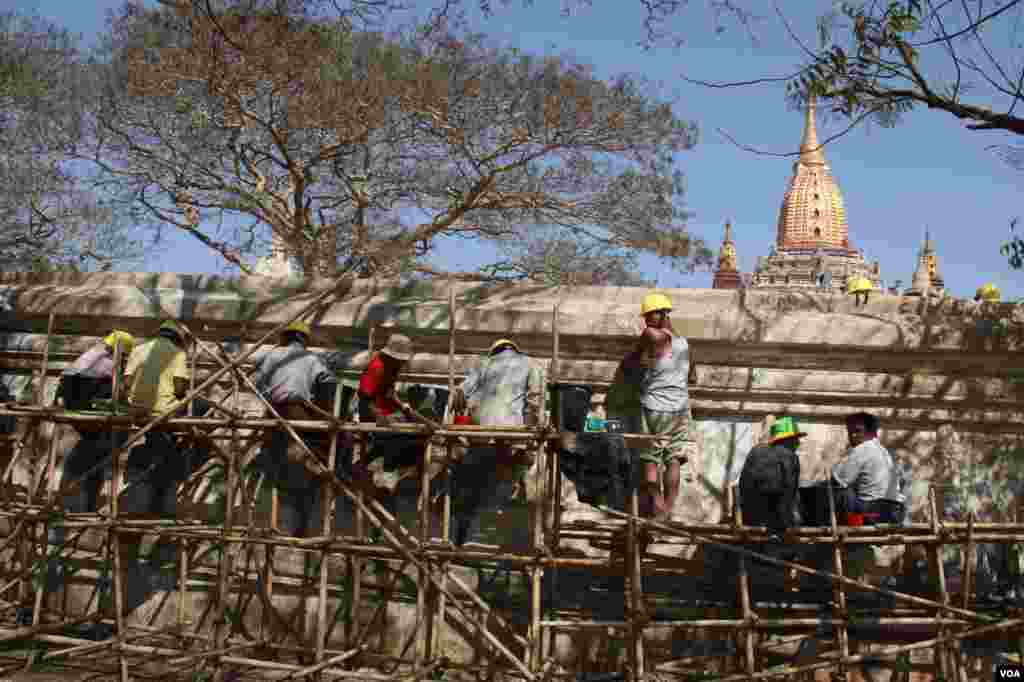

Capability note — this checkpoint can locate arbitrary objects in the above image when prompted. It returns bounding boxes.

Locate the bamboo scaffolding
[7,301,1024,681]
[0,281,352,564]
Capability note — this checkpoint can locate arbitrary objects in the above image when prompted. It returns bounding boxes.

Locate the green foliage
[1001,219,1024,270]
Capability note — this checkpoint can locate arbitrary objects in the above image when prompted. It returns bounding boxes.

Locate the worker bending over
[832,412,905,525]
[357,334,426,481]
[636,292,696,521]
[739,416,804,536]
[57,330,134,411]
[451,338,544,545]
[57,331,135,514]
[251,321,338,537]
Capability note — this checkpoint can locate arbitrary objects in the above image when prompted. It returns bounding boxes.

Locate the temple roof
[776,97,851,251]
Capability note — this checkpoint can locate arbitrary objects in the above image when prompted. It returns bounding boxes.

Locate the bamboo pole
[20,311,54,617]
[0,614,98,643]
[825,479,850,682]
[109,338,129,682]
[22,313,58,670]
[538,617,972,628]
[345,325,374,653]
[550,302,562,551]
[315,383,342,672]
[957,510,976,682]
[928,488,954,682]
[427,280,456,664]
[962,511,975,610]
[212,413,240,679]
[415,393,440,666]
[732,485,755,676]
[22,390,62,672]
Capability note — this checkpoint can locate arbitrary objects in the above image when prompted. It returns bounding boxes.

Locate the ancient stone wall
[2,272,1023,675]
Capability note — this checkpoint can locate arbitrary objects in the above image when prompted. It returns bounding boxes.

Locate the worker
[848,276,872,306]
[831,412,906,525]
[738,416,804,536]
[636,292,696,521]
[124,320,190,415]
[450,338,544,545]
[57,330,135,513]
[56,330,135,411]
[357,333,423,483]
[120,320,212,517]
[251,320,338,537]
[975,283,1001,303]
[358,333,413,425]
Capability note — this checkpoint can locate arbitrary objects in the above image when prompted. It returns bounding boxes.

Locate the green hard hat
[768,416,808,445]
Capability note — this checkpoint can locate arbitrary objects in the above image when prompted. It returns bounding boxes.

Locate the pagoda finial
[799,94,825,166]
[717,219,738,272]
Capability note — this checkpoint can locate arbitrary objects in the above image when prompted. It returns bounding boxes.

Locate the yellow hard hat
[641,292,673,316]
[159,320,184,337]
[489,338,518,355]
[102,330,135,355]
[284,320,311,338]
[847,277,872,294]
[976,283,1000,302]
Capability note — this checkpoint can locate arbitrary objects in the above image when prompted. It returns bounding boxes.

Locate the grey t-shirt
[640,334,689,413]
[252,342,336,404]
[462,350,543,427]
[832,438,904,503]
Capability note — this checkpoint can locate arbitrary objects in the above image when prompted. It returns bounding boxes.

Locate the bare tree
[83,0,708,282]
[0,11,146,272]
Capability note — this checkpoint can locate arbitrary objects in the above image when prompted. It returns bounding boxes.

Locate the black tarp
[557,432,634,511]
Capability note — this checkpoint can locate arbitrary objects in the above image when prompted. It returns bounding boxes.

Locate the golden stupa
[751,97,881,291]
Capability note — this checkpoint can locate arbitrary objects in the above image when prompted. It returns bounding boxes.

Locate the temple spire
[798,95,825,166]
[712,219,742,289]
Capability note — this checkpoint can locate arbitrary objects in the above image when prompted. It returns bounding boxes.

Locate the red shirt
[358,353,401,416]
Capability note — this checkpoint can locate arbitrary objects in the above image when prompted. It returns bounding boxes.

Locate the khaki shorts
[638,407,694,467]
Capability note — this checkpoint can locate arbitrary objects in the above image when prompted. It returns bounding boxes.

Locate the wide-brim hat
[767,416,808,445]
[381,333,413,361]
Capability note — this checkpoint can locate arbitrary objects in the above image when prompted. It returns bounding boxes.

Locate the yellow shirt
[125,337,189,414]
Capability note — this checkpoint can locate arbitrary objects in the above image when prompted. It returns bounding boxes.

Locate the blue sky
[8,0,1022,299]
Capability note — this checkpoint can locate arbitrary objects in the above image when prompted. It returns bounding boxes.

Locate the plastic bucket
[549,384,593,432]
